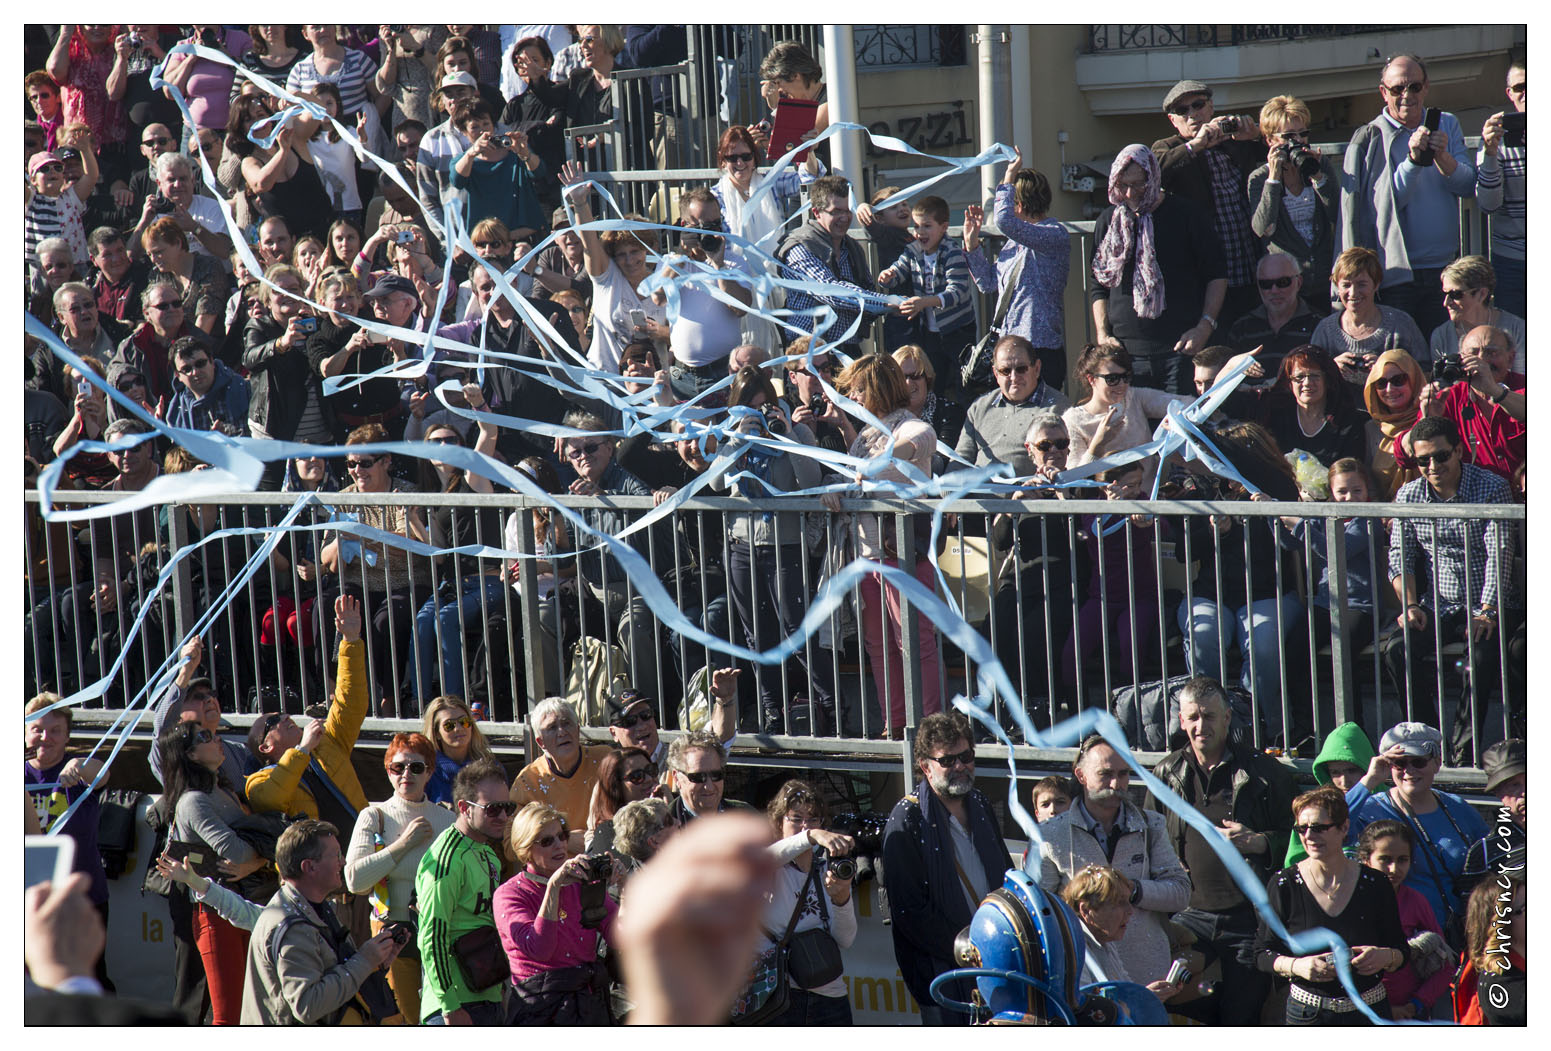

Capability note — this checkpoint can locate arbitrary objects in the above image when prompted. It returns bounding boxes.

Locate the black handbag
[959,249,1024,395]
[786,867,844,989]
[453,923,511,991]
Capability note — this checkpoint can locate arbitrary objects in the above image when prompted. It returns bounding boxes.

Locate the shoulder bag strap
[1388,789,1455,906]
[989,251,1025,331]
[771,863,822,946]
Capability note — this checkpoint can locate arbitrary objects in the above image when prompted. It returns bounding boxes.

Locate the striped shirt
[285,49,379,117]
[414,825,503,1021]
[24,190,88,268]
[877,238,976,334]
[1475,144,1526,260]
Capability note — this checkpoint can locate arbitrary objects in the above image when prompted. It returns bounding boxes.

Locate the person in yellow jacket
[245,595,370,831]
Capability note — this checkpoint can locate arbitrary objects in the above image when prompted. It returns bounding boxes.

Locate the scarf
[1091,144,1165,319]
[1362,348,1426,496]
[716,169,787,256]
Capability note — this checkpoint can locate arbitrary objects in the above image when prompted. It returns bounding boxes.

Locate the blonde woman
[421,695,496,804]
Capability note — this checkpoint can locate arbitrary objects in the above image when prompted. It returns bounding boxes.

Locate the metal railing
[26,489,1522,775]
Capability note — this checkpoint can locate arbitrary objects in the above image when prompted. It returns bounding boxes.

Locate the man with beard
[881,712,1011,1025]
[1027,734,1190,988]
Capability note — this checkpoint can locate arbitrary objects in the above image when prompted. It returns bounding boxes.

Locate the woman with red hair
[1255,343,1373,473]
[343,731,457,1023]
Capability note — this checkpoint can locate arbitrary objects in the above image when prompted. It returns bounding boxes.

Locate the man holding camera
[1152,79,1265,328]
[663,188,756,401]
[1417,323,1525,483]
[1381,415,1523,762]
[129,152,231,265]
[1476,62,1527,319]
[881,712,1011,1025]
[1340,54,1476,335]
[241,819,403,1025]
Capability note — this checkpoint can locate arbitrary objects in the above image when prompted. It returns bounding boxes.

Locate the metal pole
[976,25,1009,205]
[821,25,863,186]
[1009,25,1033,162]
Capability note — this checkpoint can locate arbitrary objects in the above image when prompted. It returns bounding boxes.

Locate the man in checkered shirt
[1379,415,1525,764]
[775,174,898,353]
[1475,61,1526,319]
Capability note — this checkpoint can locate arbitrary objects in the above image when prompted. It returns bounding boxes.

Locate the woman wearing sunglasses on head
[421,695,498,805]
[495,802,621,1025]
[1252,785,1408,1025]
[343,731,457,1024]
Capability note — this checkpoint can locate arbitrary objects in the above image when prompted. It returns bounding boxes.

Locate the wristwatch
[1489,384,1511,404]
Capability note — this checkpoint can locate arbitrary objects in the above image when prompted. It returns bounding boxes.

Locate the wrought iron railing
[1088,24,1416,52]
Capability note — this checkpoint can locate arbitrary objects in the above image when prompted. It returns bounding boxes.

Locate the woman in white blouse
[343,731,457,1024]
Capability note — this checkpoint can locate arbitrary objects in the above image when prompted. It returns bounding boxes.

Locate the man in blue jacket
[165,335,249,435]
[881,712,1011,1025]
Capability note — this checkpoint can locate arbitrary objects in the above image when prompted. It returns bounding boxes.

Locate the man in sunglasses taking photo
[607,677,736,769]
[882,712,1011,1025]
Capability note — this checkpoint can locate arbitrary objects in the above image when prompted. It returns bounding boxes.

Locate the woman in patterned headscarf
[1089,144,1228,396]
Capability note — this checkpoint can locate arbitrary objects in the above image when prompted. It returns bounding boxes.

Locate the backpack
[1109,675,1263,752]
[564,635,629,727]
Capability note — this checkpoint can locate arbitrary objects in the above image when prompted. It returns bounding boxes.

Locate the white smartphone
[25,835,75,890]
[628,308,647,333]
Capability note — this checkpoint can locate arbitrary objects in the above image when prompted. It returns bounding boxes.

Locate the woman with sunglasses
[1427,255,1527,375]
[1255,344,1373,474]
[712,123,823,256]
[1311,247,1428,385]
[748,779,857,1025]
[422,695,498,805]
[893,344,965,467]
[157,721,271,1025]
[1252,785,1408,1025]
[1362,350,1427,497]
[1247,95,1336,310]
[585,746,657,853]
[343,731,456,1024]
[495,802,620,1025]
[1064,342,1187,493]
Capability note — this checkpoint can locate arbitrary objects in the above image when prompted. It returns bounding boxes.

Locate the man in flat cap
[1457,738,1525,895]
[1153,79,1265,329]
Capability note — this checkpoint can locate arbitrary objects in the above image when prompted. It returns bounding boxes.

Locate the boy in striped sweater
[876,194,975,399]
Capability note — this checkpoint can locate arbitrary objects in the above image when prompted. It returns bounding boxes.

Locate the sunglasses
[534,829,569,848]
[928,748,975,769]
[116,377,147,393]
[439,715,472,732]
[1257,276,1296,290]
[36,163,64,174]
[1442,288,1478,303]
[176,358,212,374]
[388,760,428,776]
[469,800,519,818]
[472,240,507,250]
[724,151,755,165]
[1510,82,1527,95]
[261,713,285,734]
[1383,81,1425,97]
[994,364,1031,377]
[567,440,607,461]
[427,433,460,445]
[142,136,172,147]
[346,455,385,471]
[1374,374,1409,390]
[1389,755,1434,771]
[623,764,660,784]
[613,709,656,731]
[813,360,838,374]
[1092,372,1131,387]
[1169,97,1210,116]
[679,769,725,784]
[1294,821,1338,837]
[192,728,216,744]
[1032,438,1071,452]
[1413,449,1455,468]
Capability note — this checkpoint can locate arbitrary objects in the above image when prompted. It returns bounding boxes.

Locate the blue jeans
[1491,253,1526,319]
[410,574,508,702]
[423,1000,504,1025]
[769,987,853,1026]
[1177,592,1302,741]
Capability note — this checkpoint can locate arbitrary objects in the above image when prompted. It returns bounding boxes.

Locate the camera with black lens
[828,810,889,884]
[1433,354,1468,386]
[493,134,512,149]
[808,392,828,418]
[1285,141,1322,180]
[681,225,724,256]
[384,919,417,946]
[761,404,787,436]
[1216,115,1241,136]
[150,192,175,215]
[388,25,408,34]
[576,852,612,929]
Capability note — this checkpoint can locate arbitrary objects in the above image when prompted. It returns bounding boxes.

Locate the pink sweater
[1382,882,1451,1012]
[493,869,617,981]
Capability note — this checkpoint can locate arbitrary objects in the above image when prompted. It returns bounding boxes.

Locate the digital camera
[1433,354,1468,386]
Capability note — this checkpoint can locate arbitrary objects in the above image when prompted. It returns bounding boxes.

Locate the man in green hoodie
[1283,722,1376,865]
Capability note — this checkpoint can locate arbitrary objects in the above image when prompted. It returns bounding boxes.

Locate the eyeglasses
[623,764,659,784]
[1413,448,1455,468]
[1389,755,1434,771]
[388,760,428,776]
[1257,276,1296,290]
[1374,374,1410,390]
[1383,81,1425,98]
[116,377,147,393]
[142,135,172,147]
[1509,82,1527,95]
[1169,97,1210,117]
[1294,821,1338,837]
[427,434,460,445]
[1289,373,1324,386]
[534,829,568,848]
[192,728,216,744]
[993,363,1031,378]
[175,358,212,374]
[614,708,655,731]
[468,800,519,818]
[346,455,384,471]
[439,715,471,732]
[1442,288,1478,303]
[928,748,975,769]
[147,301,183,312]
[36,163,64,174]
[471,240,507,251]
[1032,438,1071,452]
[567,440,607,462]
[261,713,285,734]
[1092,372,1131,387]
[723,151,755,166]
[679,769,725,784]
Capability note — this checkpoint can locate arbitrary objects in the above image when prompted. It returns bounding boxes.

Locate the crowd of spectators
[22,31,1530,1024]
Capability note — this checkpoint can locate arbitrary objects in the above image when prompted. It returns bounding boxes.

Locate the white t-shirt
[309,133,363,212]
[1281,183,1318,247]
[185,196,229,264]
[661,250,748,368]
[589,260,663,372]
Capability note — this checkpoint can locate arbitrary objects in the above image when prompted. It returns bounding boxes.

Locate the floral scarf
[1091,144,1165,319]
